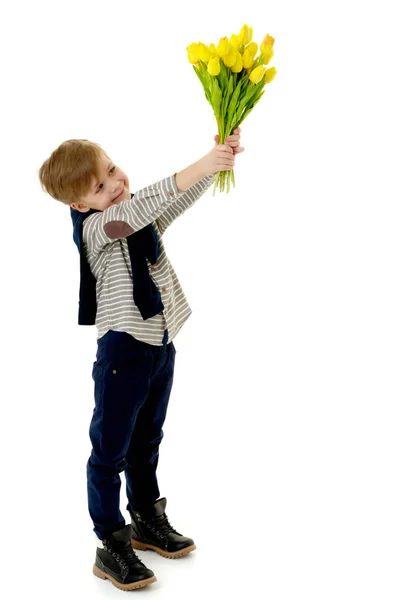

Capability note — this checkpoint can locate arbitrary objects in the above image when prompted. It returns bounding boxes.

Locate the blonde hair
[38,139,110,206]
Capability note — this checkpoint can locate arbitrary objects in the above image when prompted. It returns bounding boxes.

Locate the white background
[1,1,399,598]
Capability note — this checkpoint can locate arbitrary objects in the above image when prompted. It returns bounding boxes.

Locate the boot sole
[131,538,197,559]
[93,564,157,590]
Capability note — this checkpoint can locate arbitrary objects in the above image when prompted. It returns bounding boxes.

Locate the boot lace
[152,514,179,535]
[106,542,141,569]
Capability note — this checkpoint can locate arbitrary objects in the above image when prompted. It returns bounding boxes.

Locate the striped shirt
[82,172,214,345]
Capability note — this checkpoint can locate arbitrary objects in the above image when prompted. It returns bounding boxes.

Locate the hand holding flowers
[200,127,244,177]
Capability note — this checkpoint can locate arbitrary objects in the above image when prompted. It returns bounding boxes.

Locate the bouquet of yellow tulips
[187,24,277,195]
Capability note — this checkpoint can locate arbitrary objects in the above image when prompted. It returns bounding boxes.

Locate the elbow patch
[104,221,135,239]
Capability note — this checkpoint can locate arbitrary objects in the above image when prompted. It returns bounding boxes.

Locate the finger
[216,145,233,154]
[216,153,235,163]
[217,157,236,168]
[226,137,241,147]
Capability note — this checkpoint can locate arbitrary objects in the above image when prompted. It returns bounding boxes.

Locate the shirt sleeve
[82,173,185,257]
[154,174,214,237]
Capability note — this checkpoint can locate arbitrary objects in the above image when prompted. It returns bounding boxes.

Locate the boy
[38,129,243,591]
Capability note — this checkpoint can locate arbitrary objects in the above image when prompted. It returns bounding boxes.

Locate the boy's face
[70,153,130,212]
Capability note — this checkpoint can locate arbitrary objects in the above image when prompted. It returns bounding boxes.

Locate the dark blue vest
[70,192,164,325]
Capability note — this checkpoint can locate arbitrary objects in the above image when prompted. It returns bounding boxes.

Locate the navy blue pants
[87,328,176,540]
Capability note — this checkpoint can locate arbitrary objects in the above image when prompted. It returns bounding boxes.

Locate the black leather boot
[93,523,157,591]
[127,498,196,559]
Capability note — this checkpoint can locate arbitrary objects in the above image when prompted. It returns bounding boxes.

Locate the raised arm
[83,173,185,257]
[155,171,214,237]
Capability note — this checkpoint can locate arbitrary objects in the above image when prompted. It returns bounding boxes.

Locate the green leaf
[233,78,264,121]
[248,86,265,110]
[219,62,229,89]
[221,74,234,124]
[241,79,264,108]
[193,64,213,105]
[238,76,250,103]
[232,90,265,130]
[192,65,210,102]
[204,89,212,104]
[193,64,203,82]
[225,79,243,135]
[211,77,222,121]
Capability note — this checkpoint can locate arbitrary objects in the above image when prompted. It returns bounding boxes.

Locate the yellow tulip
[264,66,277,83]
[230,34,240,51]
[249,65,266,84]
[260,34,275,53]
[208,42,217,56]
[231,52,243,73]
[261,46,274,65]
[245,42,258,57]
[222,49,237,68]
[197,42,211,63]
[187,51,199,65]
[238,24,253,46]
[186,43,200,60]
[242,48,255,69]
[260,35,275,66]
[216,37,230,57]
[208,56,221,76]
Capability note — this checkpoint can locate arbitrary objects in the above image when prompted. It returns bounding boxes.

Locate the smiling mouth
[113,187,124,201]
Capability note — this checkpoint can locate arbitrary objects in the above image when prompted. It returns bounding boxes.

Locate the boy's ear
[71,203,90,212]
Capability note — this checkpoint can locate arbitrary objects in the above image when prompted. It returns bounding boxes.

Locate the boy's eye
[96,166,116,193]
